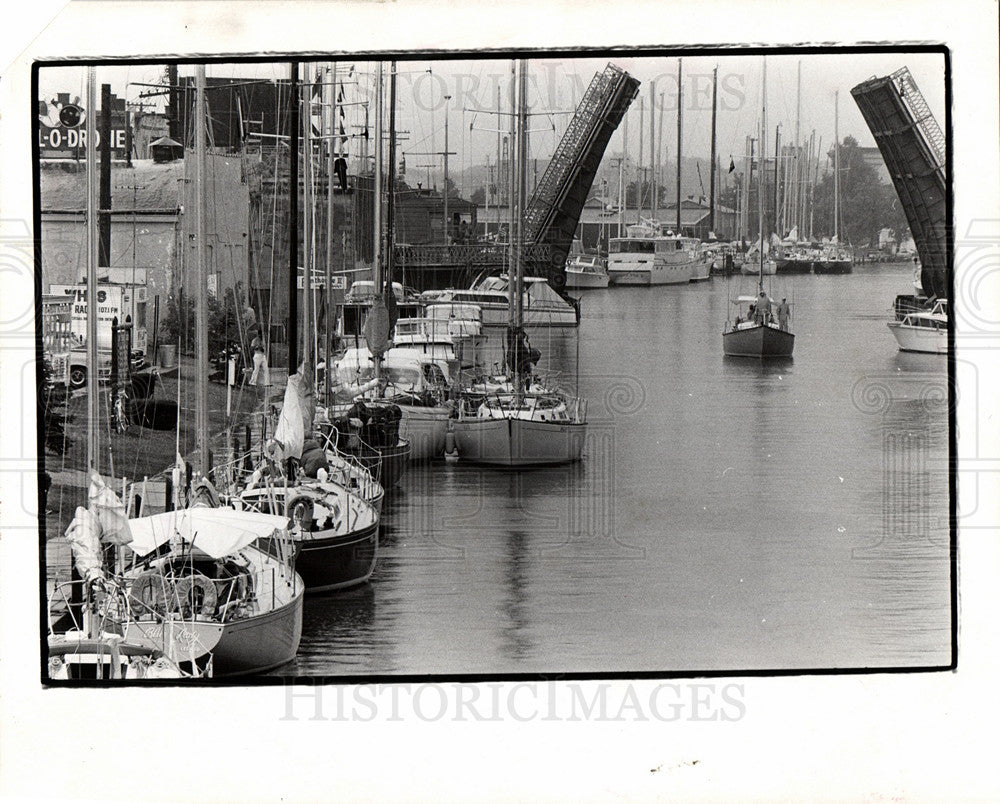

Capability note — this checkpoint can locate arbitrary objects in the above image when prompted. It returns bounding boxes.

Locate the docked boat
[689,249,711,281]
[565,252,610,289]
[333,349,454,461]
[812,245,854,274]
[887,298,948,354]
[124,505,305,676]
[775,244,816,274]
[607,220,703,285]
[424,275,579,327]
[240,365,382,592]
[452,60,588,467]
[813,93,854,275]
[237,476,380,592]
[393,303,486,368]
[740,242,777,275]
[454,381,587,466]
[48,491,210,680]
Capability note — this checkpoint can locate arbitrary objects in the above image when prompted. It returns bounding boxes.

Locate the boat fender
[128,570,171,616]
[173,573,218,617]
[287,496,315,532]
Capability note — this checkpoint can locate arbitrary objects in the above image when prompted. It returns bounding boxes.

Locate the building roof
[39,154,241,214]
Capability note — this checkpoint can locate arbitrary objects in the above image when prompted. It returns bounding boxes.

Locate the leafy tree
[470,186,486,205]
[811,136,910,247]
[159,290,246,356]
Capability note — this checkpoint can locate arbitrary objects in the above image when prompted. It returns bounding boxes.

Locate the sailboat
[452,60,588,466]
[222,63,381,591]
[723,60,795,359]
[48,66,305,679]
[318,61,416,476]
[813,91,854,275]
[121,66,305,674]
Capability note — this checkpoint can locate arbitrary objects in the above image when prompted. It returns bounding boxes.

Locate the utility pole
[99,83,112,270]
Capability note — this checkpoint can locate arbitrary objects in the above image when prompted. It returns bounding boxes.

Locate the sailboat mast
[506,60,517,326]
[85,67,99,472]
[324,62,337,408]
[675,58,682,233]
[195,65,210,474]
[649,80,657,219]
[773,124,780,241]
[288,62,299,373]
[621,106,628,234]
[636,97,644,223]
[387,61,398,294]
[302,63,313,371]
[514,59,528,331]
[709,66,718,234]
[759,59,767,291]
[834,89,840,243]
[794,60,802,235]
[372,61,384,382]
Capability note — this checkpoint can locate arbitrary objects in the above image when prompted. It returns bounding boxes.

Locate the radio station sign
[50,283,148,352]
[38,92,130,160]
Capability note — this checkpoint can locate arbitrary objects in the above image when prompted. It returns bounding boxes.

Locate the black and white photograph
[1,1,998,801]
[34,49,952,679]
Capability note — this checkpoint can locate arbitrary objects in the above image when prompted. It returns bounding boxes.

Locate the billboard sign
[38,92,130,160]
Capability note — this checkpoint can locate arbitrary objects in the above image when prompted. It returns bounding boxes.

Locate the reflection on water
[281,264,951,676]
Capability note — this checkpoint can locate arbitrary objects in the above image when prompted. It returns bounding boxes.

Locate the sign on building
[38,92,130,160]
[49,283,148,352]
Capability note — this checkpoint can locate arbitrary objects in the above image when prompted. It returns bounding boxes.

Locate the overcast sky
[39,50,945,178]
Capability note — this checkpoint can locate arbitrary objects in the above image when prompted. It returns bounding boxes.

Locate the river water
[282,261,952,676]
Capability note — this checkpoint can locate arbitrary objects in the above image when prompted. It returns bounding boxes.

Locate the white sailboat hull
[397,404,452,460]
[452,416,586,466]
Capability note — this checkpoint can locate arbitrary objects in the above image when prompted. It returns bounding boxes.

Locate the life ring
[173,572,218,618]
[287,496,315,532]
[128,570,171,616]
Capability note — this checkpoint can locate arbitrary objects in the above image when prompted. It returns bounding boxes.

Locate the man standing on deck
[756,290,771,324]
[777,298,790,331]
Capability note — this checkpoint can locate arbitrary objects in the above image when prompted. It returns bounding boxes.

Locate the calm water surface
[281,262,951,675]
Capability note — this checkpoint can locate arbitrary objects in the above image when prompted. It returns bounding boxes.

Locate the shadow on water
[500,529,532,662]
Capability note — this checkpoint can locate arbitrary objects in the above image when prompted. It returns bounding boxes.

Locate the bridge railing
[394,243,552,268]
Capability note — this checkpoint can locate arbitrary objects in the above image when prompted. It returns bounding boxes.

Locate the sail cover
[268,365,314,461]
[127,508,290,559]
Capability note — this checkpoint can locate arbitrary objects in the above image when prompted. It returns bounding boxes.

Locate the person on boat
[756,291,771,324]
[777,298,790,331]
[747,304,756,323]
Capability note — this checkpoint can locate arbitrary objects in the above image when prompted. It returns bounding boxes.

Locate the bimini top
[128,508,290,559]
